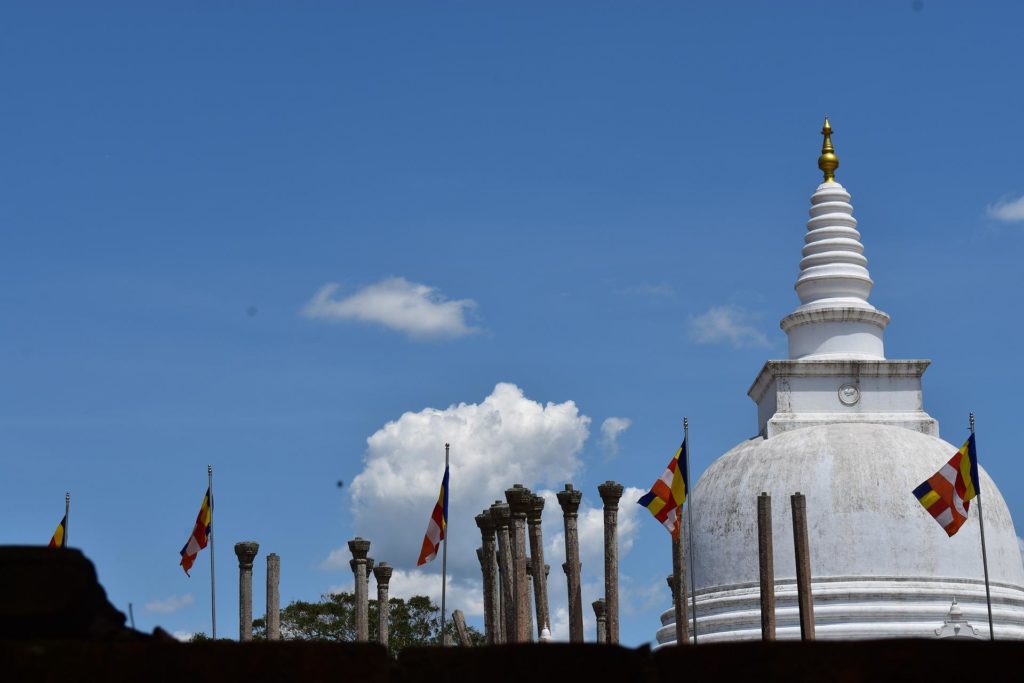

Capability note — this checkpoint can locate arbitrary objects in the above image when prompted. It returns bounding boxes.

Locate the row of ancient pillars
[474,480,625,645]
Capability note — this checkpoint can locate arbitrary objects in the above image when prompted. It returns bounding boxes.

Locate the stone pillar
[791,493,815,640]
[556,483,584,642]
[373,561,393,648]
[671,532,689,646]
[525,559,535,641]
[757,492,776,641]
[505,484,532,643]
[233,541,259,642]
[490,501,514,643]
[592,599,607,644]
[597,480,624,644]
[526,494,550,638]
[348,537,371,642]
[452,610,472,646]
[475,513,501,644]
[266,553,280,641]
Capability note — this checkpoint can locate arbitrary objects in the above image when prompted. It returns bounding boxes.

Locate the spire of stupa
[779,118,890,360]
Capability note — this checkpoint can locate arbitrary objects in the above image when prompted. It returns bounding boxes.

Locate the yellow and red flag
[913,434,980,537]
[637,439,689,539]
[417,464,449,566]
[48,514,67,548]
[180,487,212,576]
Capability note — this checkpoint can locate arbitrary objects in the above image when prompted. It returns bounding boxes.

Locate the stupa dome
[657,119,1024,643]
[656,423,1024,642]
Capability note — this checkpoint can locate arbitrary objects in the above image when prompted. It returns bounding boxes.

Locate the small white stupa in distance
[657,119,1024,643]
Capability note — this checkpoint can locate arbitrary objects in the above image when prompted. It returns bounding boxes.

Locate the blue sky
[2,2,1023,645]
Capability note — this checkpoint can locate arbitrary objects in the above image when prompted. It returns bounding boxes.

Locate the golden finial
[817,116,839,182]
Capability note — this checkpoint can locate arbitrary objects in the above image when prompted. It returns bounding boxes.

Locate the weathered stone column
[475,512,501,644]
[671,532,689,645]
[373,561,393,648]
[452,610,472,646]
[490,501,513,643]
[758,492,776,641]
[233,541,259,641]
[348,537,371,642]
[526,494,550,638]
[556,483,584,642]
[597,480,624,644]
[505,484,532,643]
[525,559,535,641]
[592,599,607,644]
[791,493,815,640]
[266,553,280,641]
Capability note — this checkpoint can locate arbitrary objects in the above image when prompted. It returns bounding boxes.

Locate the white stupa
[657,119,1024,643]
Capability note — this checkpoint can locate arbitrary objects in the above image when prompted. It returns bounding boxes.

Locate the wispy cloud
[624,282,675,298]
[987,195,1024,223]
[302,277,478,340]
[144,594,194,614]
[689,305,769,348]
[600,417,632,458]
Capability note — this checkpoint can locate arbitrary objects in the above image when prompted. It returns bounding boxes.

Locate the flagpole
[209,464,217,640]
[64,492,70,548]
[683,417,697,644]
[970,413,995,641]
[440,443,449,645]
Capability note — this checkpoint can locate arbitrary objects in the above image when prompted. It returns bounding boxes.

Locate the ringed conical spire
[818,116,839,182]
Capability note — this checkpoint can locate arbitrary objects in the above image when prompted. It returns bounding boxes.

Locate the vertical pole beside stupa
[757,493,776,641]
[790,493,815,640]
[557,484,585,642]
[971,412,995,640]
[671,531,689,645]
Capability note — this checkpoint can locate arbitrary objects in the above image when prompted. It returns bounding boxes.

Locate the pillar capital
[476,511,497,535]
[592,598,606,619]
[348,536,371,560]
[373,561,393,586]
[366,557,375,573]
[556,483,582,516]
[597,481,624,509]
[234,541,259,568]
[505,484,532,517]
[489,501,511,529]
[526,494,545,524]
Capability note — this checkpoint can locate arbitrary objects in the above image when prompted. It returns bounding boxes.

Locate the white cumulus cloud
[987,195,1024,223]
[144,594,194,614]
[689,305,769,348]
[345,383,590,578]
[302,277,478,339]
[599,417,632,458]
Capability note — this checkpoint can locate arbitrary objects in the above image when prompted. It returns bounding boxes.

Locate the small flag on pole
[913,434,980,537]
[417,464,449,566]
[48,514,67,548]
[638,438,689,539]
[180,487,213,576]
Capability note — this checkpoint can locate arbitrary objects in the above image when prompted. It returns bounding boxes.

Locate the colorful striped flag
[637,439,689,539]
[180,487,213,576]
[913,434,980,537]
[417,464,449,566]
[48,514,67,548]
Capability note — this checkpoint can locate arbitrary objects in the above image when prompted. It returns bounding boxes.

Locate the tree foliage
[251,592,483,654]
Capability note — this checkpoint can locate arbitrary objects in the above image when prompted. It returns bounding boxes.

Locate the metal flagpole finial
[683,417,689,430]
[208,464,212,474]
[65,492,70,503]
[969,413,975,433]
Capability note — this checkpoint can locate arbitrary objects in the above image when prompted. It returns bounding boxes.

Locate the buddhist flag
[417,464,449,566]
[913,434,980,537]
[638,439,689,539]
[180,487,213,576]
[48,514,67,548]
